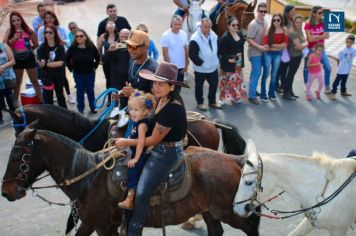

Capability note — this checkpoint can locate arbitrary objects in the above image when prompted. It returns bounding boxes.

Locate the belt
[160,141,182,148]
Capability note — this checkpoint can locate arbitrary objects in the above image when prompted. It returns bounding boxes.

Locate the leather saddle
[107,154,192,207]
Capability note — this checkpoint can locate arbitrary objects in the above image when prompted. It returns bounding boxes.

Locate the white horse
[182,0,206,39]
[233,140,356,236]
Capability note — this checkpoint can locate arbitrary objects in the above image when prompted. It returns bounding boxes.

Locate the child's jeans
[306,72,324,96]
[332,74,349,94]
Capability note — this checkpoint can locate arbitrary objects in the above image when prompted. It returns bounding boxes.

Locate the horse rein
[234,153,356,220]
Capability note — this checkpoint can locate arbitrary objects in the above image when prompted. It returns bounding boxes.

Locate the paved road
[0,0,355,235]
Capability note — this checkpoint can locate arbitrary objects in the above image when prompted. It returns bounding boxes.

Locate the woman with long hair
[303,6,331,93]
[276,4,296,93]
[260,13,288,101]
[218,16,246,104]
[38,10,75,104]
[3,11,42,105]
[66,29,100,114]
[283,15,308,100]
[115,62,189,235]
[37,24,67,108]
[97,20,119,92]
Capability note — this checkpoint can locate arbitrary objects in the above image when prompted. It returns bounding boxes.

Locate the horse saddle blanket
[107,154,192,206]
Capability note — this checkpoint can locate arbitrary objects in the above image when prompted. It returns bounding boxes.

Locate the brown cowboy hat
[139,62,190,88]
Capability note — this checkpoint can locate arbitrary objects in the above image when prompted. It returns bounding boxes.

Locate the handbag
[281,48,290,63]
[4,78,17,89]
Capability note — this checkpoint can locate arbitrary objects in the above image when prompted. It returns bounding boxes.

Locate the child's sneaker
[306,94,312,101]
[341,92,352,96]
[329,93,337,100]
[315,91,321,99]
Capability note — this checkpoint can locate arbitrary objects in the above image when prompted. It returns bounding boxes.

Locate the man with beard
[120,30,157,107]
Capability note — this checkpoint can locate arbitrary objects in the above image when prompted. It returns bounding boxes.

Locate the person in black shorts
[115,62,189,235]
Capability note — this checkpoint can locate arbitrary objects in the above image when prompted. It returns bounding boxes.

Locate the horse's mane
[23,104,98,131]
[267,152,356,175]
[37,130,105,200]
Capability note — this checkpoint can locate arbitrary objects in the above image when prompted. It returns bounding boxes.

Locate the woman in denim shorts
[115,61,189,235]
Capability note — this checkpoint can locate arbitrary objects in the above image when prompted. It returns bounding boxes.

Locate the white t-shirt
[337,47,356,75]
[160,29,188,69]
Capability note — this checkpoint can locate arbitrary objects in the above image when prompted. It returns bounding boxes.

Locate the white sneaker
[68,94,76,104]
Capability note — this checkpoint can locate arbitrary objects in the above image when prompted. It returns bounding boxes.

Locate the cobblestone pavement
[0,0,356,235]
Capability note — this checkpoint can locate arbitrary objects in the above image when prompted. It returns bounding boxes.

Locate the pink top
[304,22,325,49]
[12,32,30,51]
[308,53,322,74]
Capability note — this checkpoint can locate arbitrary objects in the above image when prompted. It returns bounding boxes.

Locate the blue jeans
[73,72,96,113]
[303,48,331,88]
[209,3,222,23]
[248,55,263,99]
[332,74,349,94]
[127,153,149,190]
[128,143,183,236]
[174,8,185,17]
[261,51,281,99]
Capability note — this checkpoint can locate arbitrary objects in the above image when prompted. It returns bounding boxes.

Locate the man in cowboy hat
[119,30,157,107]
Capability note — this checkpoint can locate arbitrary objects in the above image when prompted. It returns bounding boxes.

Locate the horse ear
[246,139,257,157]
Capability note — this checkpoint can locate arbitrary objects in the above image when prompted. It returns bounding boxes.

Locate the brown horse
[11,104,245,155]
[214,0,257,36]
[1,121,260,235]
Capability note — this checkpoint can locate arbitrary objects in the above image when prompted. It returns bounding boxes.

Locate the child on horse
[117,91,156,210]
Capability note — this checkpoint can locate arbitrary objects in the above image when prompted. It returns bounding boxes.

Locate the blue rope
[79,88,119,145]
[12,106,28,128]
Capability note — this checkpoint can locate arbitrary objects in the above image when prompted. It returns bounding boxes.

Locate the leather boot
[118,189,135,210]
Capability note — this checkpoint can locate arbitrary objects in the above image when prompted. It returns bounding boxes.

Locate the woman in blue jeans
[66,29,100,113]
[260,13,288,101]
[115,62,189,236]
[303,6,331,93]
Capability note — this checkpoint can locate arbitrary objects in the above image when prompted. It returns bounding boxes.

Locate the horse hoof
[181,221,196,230]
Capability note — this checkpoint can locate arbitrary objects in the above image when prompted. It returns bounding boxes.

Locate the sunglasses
[230,23,239,27]
[127,43,144,51]
[75,35,85,38]
[259,10,267,14]
[11,19,21,23]
[44,31,53,35]
[272,19,281,22]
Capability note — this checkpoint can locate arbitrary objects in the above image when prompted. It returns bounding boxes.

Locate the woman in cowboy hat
[115,61,189,235]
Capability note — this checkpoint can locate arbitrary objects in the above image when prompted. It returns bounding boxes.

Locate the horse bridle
[1,140,35,185]
[234,154,264,215]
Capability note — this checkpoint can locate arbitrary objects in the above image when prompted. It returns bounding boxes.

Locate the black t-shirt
[128,58,157,93]
[155,103,187,142]
[66,45,100,75]
[38,44,65,75]
[130,118,154,157]
[38,44,66,85]
[97,16,131,37]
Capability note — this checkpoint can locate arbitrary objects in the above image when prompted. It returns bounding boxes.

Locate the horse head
[184,0,205,38]
[1,120,46,201]
[241,0,257,31]
[233,139,265,217]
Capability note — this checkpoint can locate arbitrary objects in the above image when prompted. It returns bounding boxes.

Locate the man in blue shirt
[32,3,46,36]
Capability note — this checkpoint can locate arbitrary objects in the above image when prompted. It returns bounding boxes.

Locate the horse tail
[65,211,78,235]
[213,119,246,155]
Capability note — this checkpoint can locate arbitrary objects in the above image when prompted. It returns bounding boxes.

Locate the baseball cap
[125,30,149,46]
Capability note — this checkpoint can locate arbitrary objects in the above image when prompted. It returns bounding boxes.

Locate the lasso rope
[79,88,120,145]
